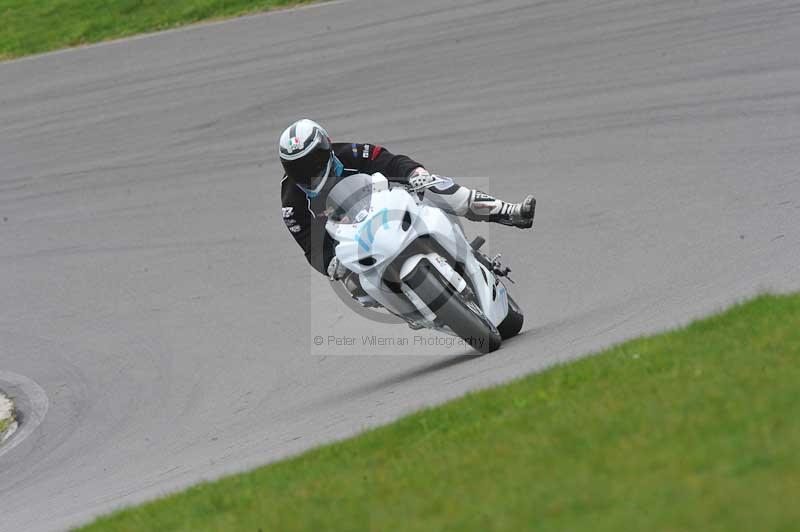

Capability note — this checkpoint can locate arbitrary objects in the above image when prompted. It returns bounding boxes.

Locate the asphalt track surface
[1,0,799,529]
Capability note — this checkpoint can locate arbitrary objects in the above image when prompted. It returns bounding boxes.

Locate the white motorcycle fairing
[325,173,512,339]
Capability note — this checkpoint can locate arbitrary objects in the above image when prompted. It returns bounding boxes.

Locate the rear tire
[497,293,524,340]
[405,262,502,354]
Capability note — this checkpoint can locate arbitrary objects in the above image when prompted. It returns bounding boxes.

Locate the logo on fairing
[355,208,389,252]
[282,207,294,219]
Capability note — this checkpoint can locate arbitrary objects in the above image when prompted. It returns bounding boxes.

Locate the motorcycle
[325,172,524,354]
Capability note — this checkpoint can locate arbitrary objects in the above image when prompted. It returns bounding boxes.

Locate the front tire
[404,262,502,354]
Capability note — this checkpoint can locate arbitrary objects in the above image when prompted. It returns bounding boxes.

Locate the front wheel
[404,262,502,354]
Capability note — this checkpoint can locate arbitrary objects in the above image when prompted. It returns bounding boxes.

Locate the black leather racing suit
[282,142,427,275]
[281,142,507,276]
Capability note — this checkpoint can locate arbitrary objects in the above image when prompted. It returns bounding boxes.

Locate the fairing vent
[359,256,376,266]
[402,210,412,231]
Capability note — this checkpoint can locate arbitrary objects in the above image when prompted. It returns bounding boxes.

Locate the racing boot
[329,258,381,308]
[467,191,536,228]
[343,271,381,308]
[407,170,535,229]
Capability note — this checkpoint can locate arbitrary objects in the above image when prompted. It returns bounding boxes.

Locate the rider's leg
[342,271,381,308]
[409,174,535,228]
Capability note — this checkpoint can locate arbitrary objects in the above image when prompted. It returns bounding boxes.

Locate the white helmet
[278,119,333,196]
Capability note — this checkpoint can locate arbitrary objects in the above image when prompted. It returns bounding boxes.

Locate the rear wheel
[404,261,502,354]
[497,293,524,340]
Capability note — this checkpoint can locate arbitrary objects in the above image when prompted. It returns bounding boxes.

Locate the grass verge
[79,293,800,531]
[0,0,320,60]
[0,392,15,440]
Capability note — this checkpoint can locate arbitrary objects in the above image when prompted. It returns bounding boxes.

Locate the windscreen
[325,173,374,224]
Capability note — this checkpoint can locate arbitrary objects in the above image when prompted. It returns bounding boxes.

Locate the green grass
[0,0,319,59]
[0,394,14,437]
[79,293,800,532]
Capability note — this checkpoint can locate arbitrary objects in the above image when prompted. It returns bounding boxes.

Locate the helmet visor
[282,134,332,188]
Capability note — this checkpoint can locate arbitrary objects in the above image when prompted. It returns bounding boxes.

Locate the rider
[279,118,535,290]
